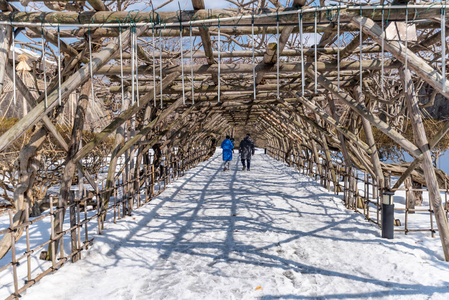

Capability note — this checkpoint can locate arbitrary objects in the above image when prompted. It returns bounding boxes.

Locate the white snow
[4,150,449,299]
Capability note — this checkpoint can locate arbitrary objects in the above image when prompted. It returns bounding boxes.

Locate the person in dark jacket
[221,135,234,171]
[239,133,255,171]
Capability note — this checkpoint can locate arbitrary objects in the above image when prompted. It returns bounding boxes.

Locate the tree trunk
[0,126,47,259]
[47,80,91,261]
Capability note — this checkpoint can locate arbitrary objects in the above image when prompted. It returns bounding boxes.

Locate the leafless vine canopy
[2,0,449,279]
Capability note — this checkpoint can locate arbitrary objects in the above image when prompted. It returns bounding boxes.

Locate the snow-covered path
[22,150,449,299]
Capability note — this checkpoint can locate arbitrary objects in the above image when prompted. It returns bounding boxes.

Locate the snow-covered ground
[4,149,449,299]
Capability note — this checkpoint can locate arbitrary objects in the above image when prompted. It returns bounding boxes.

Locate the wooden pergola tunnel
[2,0,449,297]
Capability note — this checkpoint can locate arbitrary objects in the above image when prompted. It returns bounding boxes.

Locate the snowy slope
[19,150,449,299]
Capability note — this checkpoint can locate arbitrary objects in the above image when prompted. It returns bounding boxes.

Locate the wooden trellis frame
[1,1,449,297]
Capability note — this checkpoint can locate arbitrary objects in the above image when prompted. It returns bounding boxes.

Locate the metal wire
[41,27,48,108]
[442,4,446,92]
[152,25,156,107]
[299,11,304,96]
[119,26,125,109]
[405,5,408,92]
[381,7,385,92]
[190,21,194,104]
[314,10,317,94]
[88,28,95,109]
[276,15,280,99]
[180,20,185,105]
[57,26,62,106]
[12,29,16,106]
[135,27,140,107]
[160,27,163,109]
[252,15,256,100]
[218,17,221,103]
[131,26,135,106]
[337,8,340,93]
[359,5,363,93]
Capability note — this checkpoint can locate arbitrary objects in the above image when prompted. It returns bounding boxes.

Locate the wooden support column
[354,85,385,189]
[5,63,98,191]
[51,80,91,262]
[304,69,422,158]
[252,0,304,84]
[288,93,372,154]
[192,0,218,84]
[0,24,11,93]
[400,67,449,261]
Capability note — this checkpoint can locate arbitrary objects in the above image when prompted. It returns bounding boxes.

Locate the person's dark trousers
[241,159,251,170]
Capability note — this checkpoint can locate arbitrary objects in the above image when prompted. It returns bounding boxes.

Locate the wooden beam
[0,27,138,152]
[352,15,449,100]
[73,71,181,162]
[0,25,11,94]
[97,59,400,76]
[400,66,449,261]
[115,98,188,157]
[0,6,441,25]
[306,68,423,159]
[288,92,372,155]
[354,84,384,188]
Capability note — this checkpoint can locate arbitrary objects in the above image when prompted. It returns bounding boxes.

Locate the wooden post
[400,66,449,261]
[0,25,11,94]
[354,85,385,189]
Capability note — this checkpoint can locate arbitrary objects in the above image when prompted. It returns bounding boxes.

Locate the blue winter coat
[221,139,234,161]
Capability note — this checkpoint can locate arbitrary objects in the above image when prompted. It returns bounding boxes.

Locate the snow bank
[10,150,449,299]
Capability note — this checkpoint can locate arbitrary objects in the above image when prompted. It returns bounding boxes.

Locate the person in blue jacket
[221,135,234,171]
